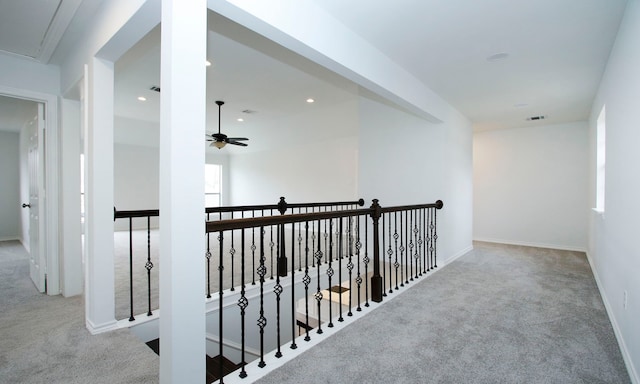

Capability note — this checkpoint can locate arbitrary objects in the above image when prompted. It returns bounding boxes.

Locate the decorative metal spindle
[364,216,370,307]
[327,219,334,328]
[238,229,248,378]
[355,215,363,312]
[206,212,212,298]
[423,208,428,273]
[290,221,297,350]
[269,215,275,279]
[323,218,329,264]
[400,211,410,284]
[390,213,397,293]
[412,210,420,279]
[418,208,424,275]
[128,218,135,321]
[337,217,344,322]
[426,208,432,272]
[274,226,283,358]
[218,230,224,379]
[395,212,401,290]
[303,221,311,342]
[311,216,317,267]
[382,214,387,296]
[251,211,256,285]
[433,207,438,268]
[347,215,354,317]
[298,219,303,272]
[257,227,267,368]
[230,212,235,291]
[146,216,153,316]
[314,219,324,334]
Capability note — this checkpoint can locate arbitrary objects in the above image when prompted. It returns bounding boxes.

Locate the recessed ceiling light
[306,98,315,103]
[137,96,147,101]
[486,52,509,62]
[237,118,244,122]
[205,60,212,67]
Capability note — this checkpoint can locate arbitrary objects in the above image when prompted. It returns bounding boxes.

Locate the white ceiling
[0,0,630,138]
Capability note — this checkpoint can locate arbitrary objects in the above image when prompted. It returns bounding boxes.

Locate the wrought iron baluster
[274,226,283,358]
[405,210,410,284]
[314,219,324,335]
[327,219,334,328]
[146,216,153,316]
[238,229,248,378]
[251,211,256,285]
[218,230,224,379]
[412,209,419,279]
[433,206,439,268]
[337,217,344,322]
[206,212,212,298]
[290,220,297,350]
[230,212,235,291]
[355,215,363,311]
[128,217,135,321]
[303,220,311,341]
[382,213,387,297]
[347,215,354,317]
[389,213,396,294]
[269,211,275,279]
[257,227,267,368]
[364,217,370,307]
[298,212,303,272]
[394,212,400,291]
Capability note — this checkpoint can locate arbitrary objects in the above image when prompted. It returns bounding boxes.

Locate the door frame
[0,85,59,295]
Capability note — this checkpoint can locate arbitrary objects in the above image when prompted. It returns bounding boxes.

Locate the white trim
[86,318,119,335]
[440,245,473,266]
[0,85,60,296]
[473,237,587,253]
[586,251,639,384]
[206,332,261,360]
[0,236,21,242]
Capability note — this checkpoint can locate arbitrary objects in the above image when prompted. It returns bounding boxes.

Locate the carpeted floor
[0,240,158,384]
[253,242,631,384]
[1,240,631,384]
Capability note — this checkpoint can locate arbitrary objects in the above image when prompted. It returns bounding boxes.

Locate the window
[205,164,222,207]
[595,106,606,212]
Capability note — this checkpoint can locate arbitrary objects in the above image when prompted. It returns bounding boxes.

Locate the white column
[159,0,207,383]
[85,58,116,333]
[60,98,83,297]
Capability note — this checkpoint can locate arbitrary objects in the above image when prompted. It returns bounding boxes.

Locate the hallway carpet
[254,242,631,384]
[0,240,158,384]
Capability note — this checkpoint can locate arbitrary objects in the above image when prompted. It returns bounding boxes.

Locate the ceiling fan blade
[227,140,248,147]
[226,137,249,141]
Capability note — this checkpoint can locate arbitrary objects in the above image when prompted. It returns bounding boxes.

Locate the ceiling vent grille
[526,115,546,121]
[150,86,161,92]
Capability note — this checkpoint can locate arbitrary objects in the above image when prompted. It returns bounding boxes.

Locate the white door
[26,103,47,292]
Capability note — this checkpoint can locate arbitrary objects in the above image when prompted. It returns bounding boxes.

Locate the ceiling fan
[207,100,249,149]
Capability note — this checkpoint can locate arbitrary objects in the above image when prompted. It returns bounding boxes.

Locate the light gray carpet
[254,242,631,384]
[0,240,159,384]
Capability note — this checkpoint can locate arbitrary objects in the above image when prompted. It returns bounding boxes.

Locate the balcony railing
[113,197,442,383]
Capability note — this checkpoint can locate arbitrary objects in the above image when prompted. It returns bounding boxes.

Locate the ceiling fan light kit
[207,100,249,149]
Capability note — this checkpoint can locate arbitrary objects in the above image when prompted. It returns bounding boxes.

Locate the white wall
[229,98,359,205]
[588,1,640,382]
[357,94,473,263]
[113,142,231,230]
[473,122,589,251]
[0,131,21,240]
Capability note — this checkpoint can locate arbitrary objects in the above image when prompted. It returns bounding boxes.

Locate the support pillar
[159,0,207,383]
[85,58,116,333]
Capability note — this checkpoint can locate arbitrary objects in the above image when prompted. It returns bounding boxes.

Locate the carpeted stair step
[206,354,243,382]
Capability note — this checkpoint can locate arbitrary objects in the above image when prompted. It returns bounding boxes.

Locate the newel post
[370,199,383,303]
[277,196,288,276]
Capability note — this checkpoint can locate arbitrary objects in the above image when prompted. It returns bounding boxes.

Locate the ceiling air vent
[150,86,161,93]
[242,109,256,114]
[526,115,545,121]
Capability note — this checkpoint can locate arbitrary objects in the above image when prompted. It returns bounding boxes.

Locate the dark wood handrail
[114,197,365,220]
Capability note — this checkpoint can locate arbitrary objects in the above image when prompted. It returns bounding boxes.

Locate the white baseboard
[473,237,587,253]
[0,236,20,242]
[441,245,473,267]
[585,252,639,384]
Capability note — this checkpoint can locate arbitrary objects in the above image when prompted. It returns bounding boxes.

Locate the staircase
[145,338,243,383]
